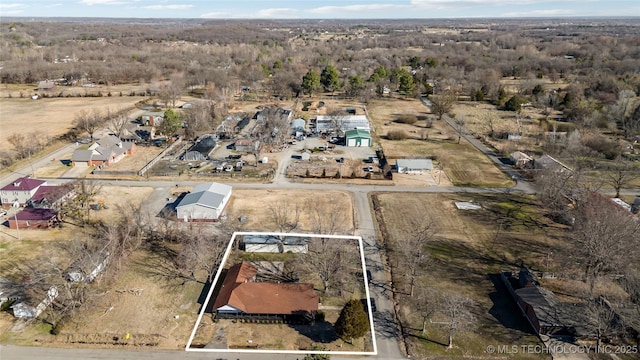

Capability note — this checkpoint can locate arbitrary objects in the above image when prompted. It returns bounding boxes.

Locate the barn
[345,129,371,147]
[176,182,232,222]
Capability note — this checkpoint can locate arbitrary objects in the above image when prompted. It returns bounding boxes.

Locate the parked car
[365,166,374,172]
[366,269,372,283]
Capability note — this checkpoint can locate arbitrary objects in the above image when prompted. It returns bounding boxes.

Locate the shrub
[394,115,418,125]
[387,130,409,140]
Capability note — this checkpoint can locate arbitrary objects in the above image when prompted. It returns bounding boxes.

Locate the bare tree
[107,108,130,138]
[268,199,300,233]
[61,180,102,224]
[7,133,29,159]
[182,101,214,140]
[303,238,344,295]
[414,286,440,334]
[74,109,103,142]
[441,294,476,349]
[454,116,466,144]
[177,226,228,283]
[307,199,347,235]
[585,296,622,352]
[572,193,640,297]
[397,218,437,297]
[604,159,639,198]
[429,92,456,120]
[160,72,185,108]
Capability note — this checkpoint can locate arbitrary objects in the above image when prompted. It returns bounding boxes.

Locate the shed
[300,152,311,161]
[282,236,309,253]
[176,182,232,222]
[242,235,281,253]
[345,129,371,147]
[396,159,433,174]
[510,151,533,168]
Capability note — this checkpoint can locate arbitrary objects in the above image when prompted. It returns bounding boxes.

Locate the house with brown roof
[1,176,47,207]
[213,262,318,322]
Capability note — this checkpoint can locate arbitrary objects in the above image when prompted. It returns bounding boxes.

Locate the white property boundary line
[185,231,378,356]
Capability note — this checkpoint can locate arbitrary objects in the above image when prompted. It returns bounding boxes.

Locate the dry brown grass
[0,96,145,145]
[226,189,355,234]
[373,191,567,358]
[367,98,512,187]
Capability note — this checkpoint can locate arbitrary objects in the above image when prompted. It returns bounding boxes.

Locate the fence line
[138,137,183,176]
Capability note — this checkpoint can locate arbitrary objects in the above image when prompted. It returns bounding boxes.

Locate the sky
[0,0,638,19]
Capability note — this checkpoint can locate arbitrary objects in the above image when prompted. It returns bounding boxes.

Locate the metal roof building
[176,182,232,222]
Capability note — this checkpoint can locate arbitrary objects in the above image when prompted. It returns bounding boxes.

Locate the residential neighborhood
[1,14,640,360]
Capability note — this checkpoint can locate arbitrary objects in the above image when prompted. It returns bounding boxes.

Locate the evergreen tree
[334,299,369,344]
[320,65,340,93]
[302,70,321,96]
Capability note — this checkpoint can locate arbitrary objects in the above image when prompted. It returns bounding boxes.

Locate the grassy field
[372,192,571,358]
[367,98,513,187]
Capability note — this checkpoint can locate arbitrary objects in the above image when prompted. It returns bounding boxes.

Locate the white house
[176,182,232,222]
[242,235,281,253]
[396,159,433,174]
[1,176,46,207]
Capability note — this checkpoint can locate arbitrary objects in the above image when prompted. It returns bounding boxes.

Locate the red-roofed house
[8,208,60,229]
[1,177,46,208]
[213,262,318,322]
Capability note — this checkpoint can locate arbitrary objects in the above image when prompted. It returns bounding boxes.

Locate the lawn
[372,192,571,358]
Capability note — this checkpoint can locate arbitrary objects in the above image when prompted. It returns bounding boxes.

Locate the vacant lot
[373,192,569,358]
[225,189,354,234]
[367,98,512,187]
[0,96,145,145]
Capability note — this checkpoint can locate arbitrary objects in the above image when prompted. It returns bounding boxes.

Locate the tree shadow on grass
[289,320,339,343]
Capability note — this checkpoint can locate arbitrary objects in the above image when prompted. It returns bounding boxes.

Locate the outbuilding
[176,182,232,222]
[396,159,433,174]
[242,235,281,253]
[345,129,371,147]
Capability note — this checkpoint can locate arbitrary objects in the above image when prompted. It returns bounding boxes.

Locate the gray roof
[176,182,232,210]
[282,236,309,245]
[192,182,232,195]
[396,159,433,170]
[177,191,226,210]
[71,150,93,162]
[243,235,280,244]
